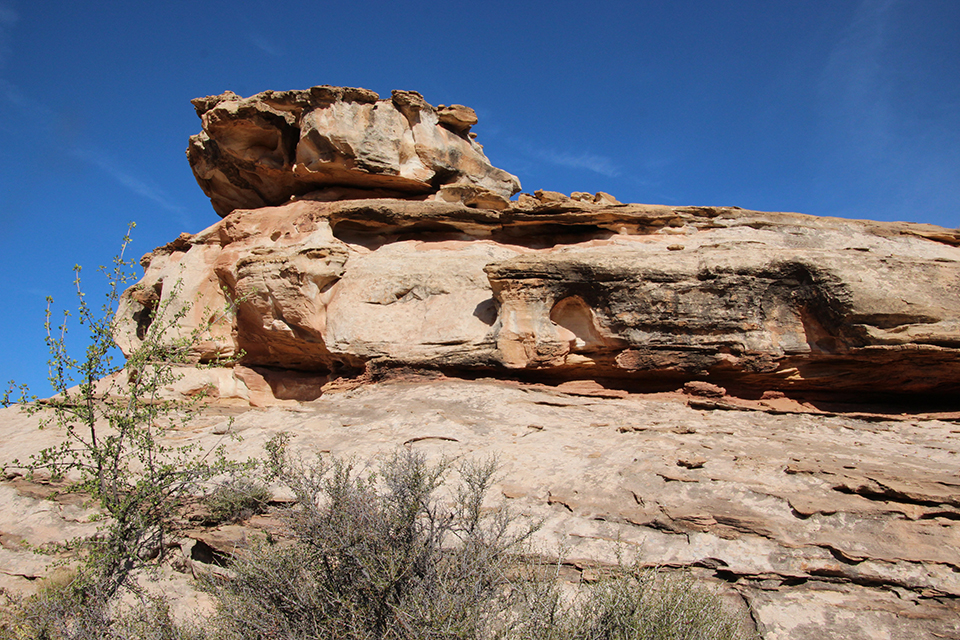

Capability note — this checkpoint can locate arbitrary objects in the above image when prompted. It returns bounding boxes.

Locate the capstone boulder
[186,86,521,217]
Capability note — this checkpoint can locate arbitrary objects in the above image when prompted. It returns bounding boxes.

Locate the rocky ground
[2,377,958,639]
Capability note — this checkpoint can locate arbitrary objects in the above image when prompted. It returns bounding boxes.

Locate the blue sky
[1,0,958,394]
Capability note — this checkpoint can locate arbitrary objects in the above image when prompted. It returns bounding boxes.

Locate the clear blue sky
[1,0,958,395]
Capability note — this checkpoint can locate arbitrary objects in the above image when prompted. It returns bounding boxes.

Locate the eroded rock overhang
[115,194,960,407]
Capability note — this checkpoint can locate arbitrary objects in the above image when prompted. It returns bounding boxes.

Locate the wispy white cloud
[510,138,621,178]
[819,0,897,156]
[0,78,54,122]
[814,0,960,220]
[0,78,55,142]
[71,147,187,218]
[536,149,622,178]
[0,80,190,222]
[249,33,282,58]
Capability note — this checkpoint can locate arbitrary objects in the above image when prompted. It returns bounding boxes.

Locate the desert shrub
[202,478,271,524]
[106,594,206,640]
[207,447,538,640]
[499,557,755,640]
[5,574,108,639]
[547,566,752,640]
[2,569,206,640]
[1,225,242,638]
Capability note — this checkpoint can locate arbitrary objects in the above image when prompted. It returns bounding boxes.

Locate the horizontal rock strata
[116,195,960,407]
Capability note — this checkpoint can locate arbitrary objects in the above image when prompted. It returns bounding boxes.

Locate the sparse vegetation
[5,572,205,640]
[533,566,751,640]
[3,445,755,640]
[0,225,243,638]
[202,445,755,640]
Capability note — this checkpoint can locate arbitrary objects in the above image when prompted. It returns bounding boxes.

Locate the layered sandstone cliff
[116,192,960,407]
[119,85,958,409]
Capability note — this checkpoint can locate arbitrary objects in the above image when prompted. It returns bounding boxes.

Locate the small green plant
[202,477,271,524]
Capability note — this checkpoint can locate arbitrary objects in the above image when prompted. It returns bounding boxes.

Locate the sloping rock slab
[5,379,958,639]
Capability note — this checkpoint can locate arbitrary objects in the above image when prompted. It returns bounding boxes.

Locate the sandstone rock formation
[4,86,960,640]
[116,193,960,408]
[187,86,521,216]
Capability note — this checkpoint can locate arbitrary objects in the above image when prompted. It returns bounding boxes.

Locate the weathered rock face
[3,379,959,639]
[187,86,521,217]
[116,194,960,407]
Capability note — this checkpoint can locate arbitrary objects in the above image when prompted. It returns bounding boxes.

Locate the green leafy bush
[1,225,243,636]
